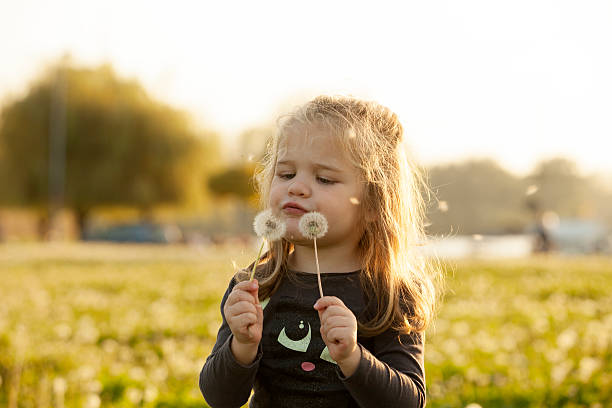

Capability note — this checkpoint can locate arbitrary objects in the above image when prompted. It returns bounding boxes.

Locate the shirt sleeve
[337,330,426,408]
[199,277,263,408]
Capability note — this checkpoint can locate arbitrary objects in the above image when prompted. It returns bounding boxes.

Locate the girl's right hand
[224,279,263,346]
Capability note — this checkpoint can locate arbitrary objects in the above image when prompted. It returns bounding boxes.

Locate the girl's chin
[283,228,304,242]
[283,228,311,245]
[283,233,323,248]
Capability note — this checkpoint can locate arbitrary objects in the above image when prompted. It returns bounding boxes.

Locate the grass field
[0,243,610,407]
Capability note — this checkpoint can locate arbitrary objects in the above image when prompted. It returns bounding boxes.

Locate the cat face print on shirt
[261,295,337,376]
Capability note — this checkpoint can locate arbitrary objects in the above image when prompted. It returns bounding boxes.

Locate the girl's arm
[199,278,263,408]
[338,330,426,408]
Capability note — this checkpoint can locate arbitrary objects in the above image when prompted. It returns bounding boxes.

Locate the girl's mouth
[282,202,307,216]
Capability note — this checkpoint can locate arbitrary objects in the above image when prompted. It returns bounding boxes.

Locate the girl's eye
[278,173,295,179]
[317,177,335,185]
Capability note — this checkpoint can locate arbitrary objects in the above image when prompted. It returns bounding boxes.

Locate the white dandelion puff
[250,209,286,280]
[298,212,328,298]
[253,209,286,241]
[298,211,328,240]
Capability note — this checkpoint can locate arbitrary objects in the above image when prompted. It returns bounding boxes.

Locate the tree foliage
[207,165,256,200]
[524,158,590,216]
[426,159,527,235]
[206,125,273,204]
[425,157,611,235]
[0,59,219,235]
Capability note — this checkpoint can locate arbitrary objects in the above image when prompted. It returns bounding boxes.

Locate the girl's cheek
[268,188,281,209]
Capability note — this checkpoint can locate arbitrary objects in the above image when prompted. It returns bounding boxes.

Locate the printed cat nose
[301,362,315,372]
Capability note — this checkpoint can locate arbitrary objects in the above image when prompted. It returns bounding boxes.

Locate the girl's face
[269,125,366,249]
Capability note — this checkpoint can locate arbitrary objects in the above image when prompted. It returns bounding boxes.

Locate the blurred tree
[0,58,219,239]
[590,173,612,229]
[204,125,272,236]
[207,165,256,201]
[206,124,273,203]
[426,156,612,237]
[426,159,527,235]
[524,157,591,218]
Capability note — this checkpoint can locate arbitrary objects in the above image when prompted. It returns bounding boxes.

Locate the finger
[320,307,354,327]
[234,279,259,296]
[247,324,260,339]
[253,284,260,305]
[320,305,351,320]
[319,309,356,325]
[256,302,263,323]
[321,315,353,331]
[319,326,329,344]
[228,300,258,316]
[231,281,260,304]
[228,290,258,306]
[320,324,353,341]
[234,278,258,290]
[232,312,258,328]
[327,327,349,344]
[320,325,338,345]
[313,296,344,311]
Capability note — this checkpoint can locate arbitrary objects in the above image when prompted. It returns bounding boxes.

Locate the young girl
[199,95,442,408]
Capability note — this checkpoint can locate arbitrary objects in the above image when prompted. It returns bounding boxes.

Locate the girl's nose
[288,179,311,197]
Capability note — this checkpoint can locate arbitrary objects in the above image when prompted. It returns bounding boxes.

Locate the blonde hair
[245,95,444,337]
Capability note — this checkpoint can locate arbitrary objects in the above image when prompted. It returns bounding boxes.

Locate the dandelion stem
[250,239,265,281]
[314,237,323,298]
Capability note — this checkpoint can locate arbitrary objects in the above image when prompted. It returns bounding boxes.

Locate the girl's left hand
[314,296,360,372]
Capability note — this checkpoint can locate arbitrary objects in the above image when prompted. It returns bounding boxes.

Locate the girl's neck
[287,243,362,274]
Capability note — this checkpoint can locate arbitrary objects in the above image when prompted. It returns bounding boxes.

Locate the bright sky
[1,0,611,177]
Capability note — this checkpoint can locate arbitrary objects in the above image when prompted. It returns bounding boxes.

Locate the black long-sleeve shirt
[199,270,426,408]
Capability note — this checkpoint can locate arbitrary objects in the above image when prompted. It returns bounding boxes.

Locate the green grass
[428,256,612,407]
[0,243,610,407]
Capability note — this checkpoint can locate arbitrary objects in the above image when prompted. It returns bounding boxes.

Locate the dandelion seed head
[299,211,328,239]
[253,209,286,241]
